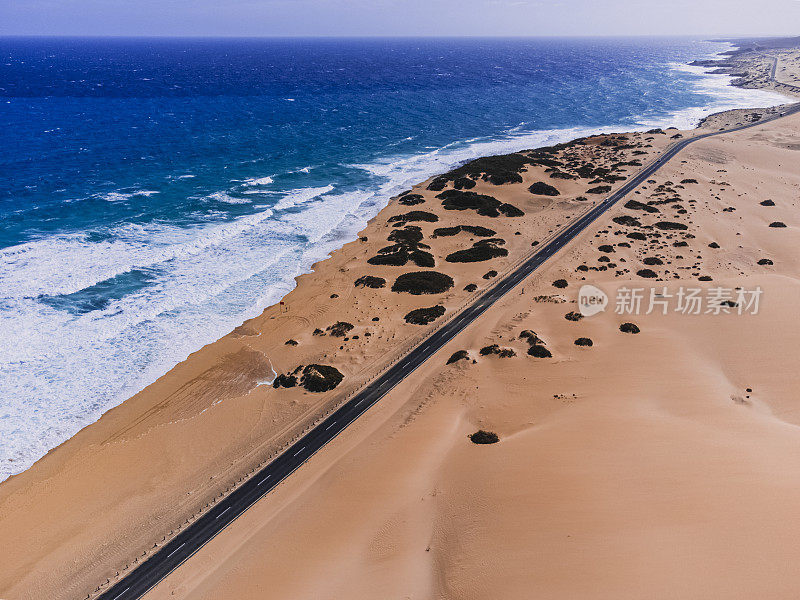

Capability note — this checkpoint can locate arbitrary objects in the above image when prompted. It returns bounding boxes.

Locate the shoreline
[2,39,795,485]
[2,39,800,600]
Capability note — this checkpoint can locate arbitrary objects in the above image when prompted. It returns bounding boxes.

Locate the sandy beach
[3,40,800,600]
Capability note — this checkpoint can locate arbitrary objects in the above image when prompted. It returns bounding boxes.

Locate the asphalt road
[97,100,800,600]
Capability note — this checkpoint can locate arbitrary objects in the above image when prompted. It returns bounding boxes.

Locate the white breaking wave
[1,41,794,482]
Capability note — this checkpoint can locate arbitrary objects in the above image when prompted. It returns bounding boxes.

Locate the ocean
[0,36,790,481]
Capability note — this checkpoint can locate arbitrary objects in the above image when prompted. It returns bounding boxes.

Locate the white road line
[215,507,230,519]
[166,543,185,559]
[293,446,306,457]
[258,474,271,486]
[325,421,337,430]
[111,587,130,600]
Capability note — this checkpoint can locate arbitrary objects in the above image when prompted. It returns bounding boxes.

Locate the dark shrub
[273,373,298,389]
[760,199,775,206]
[285,339,298,346]
[453,176,477,189]
[433,225,496,238]
[642,257,663,265]
[655,221,688,231]
[464,283,478,292]
[447,350,470,365]
[708,242,720,249]
[574,337,593,347]
[529,181,561,196]
[446,240,508,263]
[392,271,455,295]
[565,311,583,321]
[398,193,425,206]
[769,221,787,228]
[619,322,640,334]
[354,275,386,289]
[598,244,615,253]
[387,210,439,224]
[313,328,325,336]
[552,279,568,288]
[527,344,552,358]
[757,258,774,265]
[404,305,445,325]
[624,200,660,213]
[387,226,424,245]
[469,430,499,444]
[613,216,642,227]
[327,321,354,337]
[637,268,657,278]
[587,185,612,194]
[483,270,498,279]
[300,364,344,392]
[627,232,647,240]
[480,344,516,358]
[680,178,698,184]
[437,189,523,218]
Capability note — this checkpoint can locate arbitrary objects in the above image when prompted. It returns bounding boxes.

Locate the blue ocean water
[0,37,790,479]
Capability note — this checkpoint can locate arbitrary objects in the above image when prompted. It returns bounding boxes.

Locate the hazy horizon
[2,0,799,38]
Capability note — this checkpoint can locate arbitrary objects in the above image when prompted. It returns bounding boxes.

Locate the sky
[1,0,800,38]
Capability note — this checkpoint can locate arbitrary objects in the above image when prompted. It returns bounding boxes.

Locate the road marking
[215,507,230,519]
[166,543,185,559]
[293,446,306,457]
[111,587,130,600]
[258,474,271,485]
[325,421,337,430]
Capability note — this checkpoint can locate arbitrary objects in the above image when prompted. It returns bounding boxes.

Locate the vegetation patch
[613,215,642,227]
[620,322,640,334]
[528,181,561,196]
[404,305,446,325]
[273,373,298,389]
[432,225,496,237]
[437,189,524,218]
[565,311,583,321]
[446,239,508,263]
[587,185,612,194]
[624,199,660,213]
[769,221,787,228]
[392,271,455,295]
[480,344,517,358]
[655,221,688,231]
[574,337,593,347]
[447,350,470,365]
[469,430,499,444]
[300,364,344,392]
[527,344,552,358]
[354,275,386,289]
[398,192,425,206]
[387,210,439,224]
[552,279,568,288]
[327,321,354,337]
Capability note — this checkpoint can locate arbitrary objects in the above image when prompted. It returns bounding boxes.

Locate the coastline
[3,39,800,600]
[2,39,794,485]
